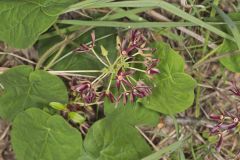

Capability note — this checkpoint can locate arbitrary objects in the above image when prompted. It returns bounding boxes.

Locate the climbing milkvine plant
[0,0,225,160]
[0,29,197,159]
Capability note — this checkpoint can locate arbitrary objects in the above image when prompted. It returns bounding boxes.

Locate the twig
[0,67,96,78]
[0,52,36,64]
[164,116,217,127]
[48,72,96,78]
[0,125,10,141]
[135,126,159,151]
[195,50,240,68]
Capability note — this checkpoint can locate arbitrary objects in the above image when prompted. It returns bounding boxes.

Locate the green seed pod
[49,102,67,111]
[68,112,86,124]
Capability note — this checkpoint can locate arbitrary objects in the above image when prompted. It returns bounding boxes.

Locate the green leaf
[11,108,83,160]
[0,65,68,121]
[217,39,240,72]
[84,120,152,160]
[143,42,196,115]
[215,7,240,50]
[84,103,159,160]
[0,0,76,48]
[104,102,159,126]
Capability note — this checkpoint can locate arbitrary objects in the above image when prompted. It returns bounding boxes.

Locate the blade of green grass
[215,6,240,49]
[203,0,220,54]
[57,20,236,29]
[49,19,240,40]
[41,7,148,40]
[141,140,183,160]
[107,7,154,21]
[65,0,233,41]
[64,0,114,13]
[57,20,202,28]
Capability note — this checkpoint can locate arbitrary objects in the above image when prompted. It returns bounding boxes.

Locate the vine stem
[106,73,114,93]
[92,72,108,84]
[50,72,95,78]
[121,83,127,92]
[36,32,78,70]
[91,48,109,67]
[0,67,97,78]
[44,44,66,70]
[73,101,104,106]
[36,39,68,69]
[127,61,144,64]
[50,51,73,67]
[49,70,103,73]
[105,56,112,65]
[126,67,146,73]
[127,76,137,84]
[0,52,36,64]
[112,54,122,67]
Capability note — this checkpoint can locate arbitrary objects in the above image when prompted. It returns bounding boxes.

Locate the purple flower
[216,133,223,152]
[122,92,128,105]
[106,92,116,103]
[117,92,131,105]
[116,69,133,89]
[71,81,96,104]
[145,58,160,75]
[144,58,159,68]
[132,81,152,98]
[75,31,96,53]
[219,122,238,130]
[209,112,239,152]
[73,82,91,92]
[118,30,147,57]
[230,81,240,96]
[209,114,224,121]
[146,68,160,75]
[116,81,151,105]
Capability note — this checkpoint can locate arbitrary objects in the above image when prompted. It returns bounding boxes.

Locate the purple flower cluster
[118,30,147,56]
[71,81,96,103]
[114,80,152,105]
[70,30,160,107]
[209,82,240,152]
[209,112,239,152]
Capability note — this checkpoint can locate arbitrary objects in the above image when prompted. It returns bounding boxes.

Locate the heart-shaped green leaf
[217,39,240,72]
[84,119,152,160]
[0,0,76,48]
[84,103,158,160]
[143,42,196,115]
[11,108,83,160]
[0,65,68,121]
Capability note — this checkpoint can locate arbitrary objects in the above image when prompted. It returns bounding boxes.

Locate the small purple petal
[210,114,224,121]
[107,92,116,103]
[216,134,223,152]
[123,93,128,105]
[147,68,160,75]
[219,122,238,130]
